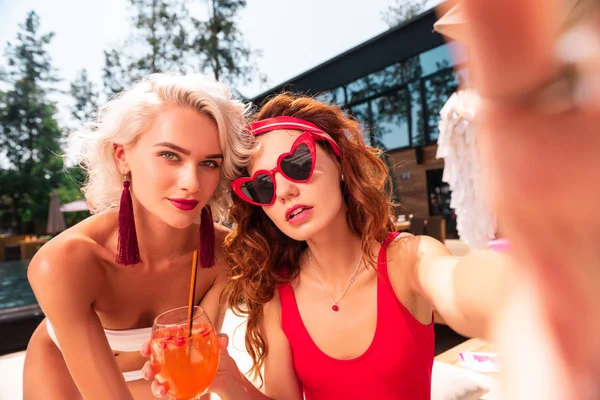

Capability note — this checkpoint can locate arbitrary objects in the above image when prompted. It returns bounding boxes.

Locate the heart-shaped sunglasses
[231,130,341,206]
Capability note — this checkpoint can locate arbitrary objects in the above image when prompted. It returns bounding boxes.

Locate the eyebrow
[154,142,223,159]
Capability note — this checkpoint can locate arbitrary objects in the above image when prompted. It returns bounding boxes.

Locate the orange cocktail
[151,306,219,400]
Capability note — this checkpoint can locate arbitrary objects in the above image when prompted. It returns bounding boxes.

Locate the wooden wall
[388,144,444,218]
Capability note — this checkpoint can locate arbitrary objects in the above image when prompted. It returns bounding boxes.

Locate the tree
[0,11,66,233]
[103,0,264,96]
[189,0,265,91]
[66,69,99,226]
[55,166,88,227]
[102,48,131,96]
[367,0,431,147]
[103,0,191,96]
[382,0,430,28]
[70,69,100,123]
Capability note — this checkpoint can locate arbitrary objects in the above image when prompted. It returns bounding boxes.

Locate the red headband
[247,116,342,158]
[248,116,326,136]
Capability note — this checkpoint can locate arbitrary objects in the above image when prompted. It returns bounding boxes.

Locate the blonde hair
[70,73,254,220]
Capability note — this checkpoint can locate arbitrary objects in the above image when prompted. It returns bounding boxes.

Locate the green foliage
[0,11,74,233]
[102,0,192,96]
[70,69,99,124]
[189,0,265,91]
[382,0,430,27]
[103,0,264,96]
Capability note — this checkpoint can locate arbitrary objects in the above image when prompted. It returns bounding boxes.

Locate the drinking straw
[187,250,199,337]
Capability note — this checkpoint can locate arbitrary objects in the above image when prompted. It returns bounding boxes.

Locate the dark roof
[251,7,444,105]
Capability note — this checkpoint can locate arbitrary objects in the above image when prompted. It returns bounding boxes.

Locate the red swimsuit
[277,233,435,399]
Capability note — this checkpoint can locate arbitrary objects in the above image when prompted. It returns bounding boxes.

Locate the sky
[0,0,442,125]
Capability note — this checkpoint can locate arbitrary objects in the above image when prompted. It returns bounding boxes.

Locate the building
[251,7,467,238]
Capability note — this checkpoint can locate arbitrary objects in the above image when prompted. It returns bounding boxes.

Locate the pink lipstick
[286,204,313,225]
[168,198,199,211]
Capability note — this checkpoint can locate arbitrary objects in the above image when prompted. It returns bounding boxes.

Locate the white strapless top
[46,319,151,353]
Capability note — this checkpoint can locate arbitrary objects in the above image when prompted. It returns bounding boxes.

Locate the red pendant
[332,305,339,312]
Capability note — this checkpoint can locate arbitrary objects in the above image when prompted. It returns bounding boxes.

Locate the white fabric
[436,90,497,249]
[2,310,254,398]
[46,319,151,353]
[60,199,88,212]
[122,369,144,382]
[431,360,499,400]
[46,320,151,382]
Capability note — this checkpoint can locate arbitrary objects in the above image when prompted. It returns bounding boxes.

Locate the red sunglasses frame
[231,131,340,206]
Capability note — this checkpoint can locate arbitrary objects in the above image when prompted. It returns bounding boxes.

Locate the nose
[178,164,201,194]
[274,172,299,203]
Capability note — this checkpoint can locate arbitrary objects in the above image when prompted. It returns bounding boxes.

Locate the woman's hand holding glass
[146,306,223,399]
[142,330,248,399]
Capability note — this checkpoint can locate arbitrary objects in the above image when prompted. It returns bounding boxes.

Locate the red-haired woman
[144,93,509,399]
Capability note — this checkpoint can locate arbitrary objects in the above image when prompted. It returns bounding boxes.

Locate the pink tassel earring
[116,175,141,266]
[199,206,215,268]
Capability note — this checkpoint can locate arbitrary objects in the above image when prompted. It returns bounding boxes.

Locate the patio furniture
[0,235,29,262]
[426,216,447,244]
[18,238,49,261]
[410,217,427,236]
[432,337,498,399]
[395,220,411,232]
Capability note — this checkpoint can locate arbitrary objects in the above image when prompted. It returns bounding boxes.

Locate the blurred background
[0,0,470,357]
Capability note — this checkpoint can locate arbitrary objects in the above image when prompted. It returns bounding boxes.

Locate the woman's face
[248,129,345,241]
[115,106,222,229]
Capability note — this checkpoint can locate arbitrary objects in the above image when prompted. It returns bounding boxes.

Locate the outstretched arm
[408,235,510,339]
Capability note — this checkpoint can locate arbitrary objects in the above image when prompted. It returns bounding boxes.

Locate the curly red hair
[222,93,396,384]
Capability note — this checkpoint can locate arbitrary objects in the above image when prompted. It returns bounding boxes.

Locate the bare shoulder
[414,235,452,259]
[388,232,449,260]
[387,233,419,265]
[261,292,283,331]
[264,292,282,317]
[29,234,104,276]
[28,233,106,302]
[386,232,449,294]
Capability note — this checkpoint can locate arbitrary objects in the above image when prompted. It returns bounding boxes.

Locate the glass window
[346,77,372,104]
[330,86,346,105]
[349,102,372,145]
[315,91,334,104]
[371,89,410,150]
[424,69,460,142]
[402,56,423,82]
[368,62,403,93]
[419,44,454,77]
[408,81,425,146]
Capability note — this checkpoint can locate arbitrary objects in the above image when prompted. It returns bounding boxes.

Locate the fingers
[460,0,559,99]
[142,359,169,397]
[151,379,169,398]
[216,333,229,351]
[141,360,160,381]
[140,340,152,357]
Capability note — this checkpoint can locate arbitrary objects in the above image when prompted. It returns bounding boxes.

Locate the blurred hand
[141,333,248,399]
[459,0,600,398]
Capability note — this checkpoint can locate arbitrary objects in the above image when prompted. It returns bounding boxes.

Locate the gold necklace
[308,250,363,312]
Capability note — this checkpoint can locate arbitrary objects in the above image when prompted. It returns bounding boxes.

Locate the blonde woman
[23,74,252,400]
